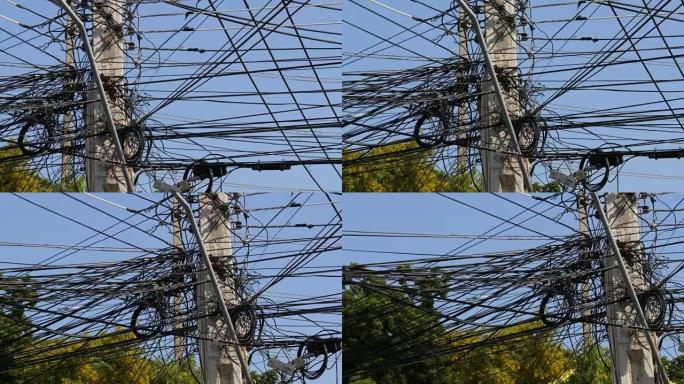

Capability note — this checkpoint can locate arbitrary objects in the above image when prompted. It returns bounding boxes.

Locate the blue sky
[342,193,571,265]
[342,192,684,273]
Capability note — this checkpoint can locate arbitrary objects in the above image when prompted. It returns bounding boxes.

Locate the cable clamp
[267,357,301,376]
[153,179,193,193]
[549,169,578,188]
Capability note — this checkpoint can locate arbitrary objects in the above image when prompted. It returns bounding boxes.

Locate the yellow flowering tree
[343,142,481,192]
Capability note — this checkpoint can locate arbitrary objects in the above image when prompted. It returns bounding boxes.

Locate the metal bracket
[549,169,577,189]
[266,357,304,377]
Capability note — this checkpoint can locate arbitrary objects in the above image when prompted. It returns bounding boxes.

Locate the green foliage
[343,265,458,384]
[532,181,563,193]
[664,355,684,382]
[0,274,200,384]
[343,266,619,384]
[349,379,376,384]
[394,265,448,309]
[3,329,201,384]
[22,331,152,384]
[0,145,55,192]
[149,358,201,384]
[343,142,482,192]
[0,275,37,384]
[251,370,278,384]
[0,144,82,192]
[565,347,611,384]
[53,175,86,193]
[447,322,570,384]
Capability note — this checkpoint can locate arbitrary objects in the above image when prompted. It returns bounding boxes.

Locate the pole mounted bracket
[549,169,578,188]
[153,180,177,193]
[267,357,304,377]
[153,179,191,193]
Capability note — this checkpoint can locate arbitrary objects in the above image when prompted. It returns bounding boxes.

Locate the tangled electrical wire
[0,0,341,192]
[343,0,684,192]
[0,192,341,383]
[342,192,684,382]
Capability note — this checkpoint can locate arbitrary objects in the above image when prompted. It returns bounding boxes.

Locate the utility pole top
[598,193,667,384]
[478,0,530,192]
[198,193,247,384]
[84,0,134,192]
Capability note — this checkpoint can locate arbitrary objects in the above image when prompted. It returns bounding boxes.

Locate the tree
[150,358,201,384]
[0,144,83,192]
[0,145,54,192]
[343,265,459,384]
[503,323,569,383]
[7,330,205,384]
[251,370,278,384]
[446,322,570,384]
[566,347,611,384]
[664,355,684,382]
[343,142,482,192]
[344,265,584,384]
[0,275,37,384]
[19,330,154,384]
[0,277,200,384]
[532,181,562,193]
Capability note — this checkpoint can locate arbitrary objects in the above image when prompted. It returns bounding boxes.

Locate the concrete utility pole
[480,0,527,192]
[197,193,245,384]
[456,11,469,173]
[603,193,658,384]
[85,0,133,192]
[62,0,75,188]
[577,195,592,348]
[172,200,184,363]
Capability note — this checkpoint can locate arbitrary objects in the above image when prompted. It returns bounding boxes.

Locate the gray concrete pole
[56,0,134,192]
[475,0,530,192]
[154,181,254,384]
[592,192,667,384]
[456,11,469,173]
[578,195,593,348]
[197,193,245,384]
[393,1,530,190]
[62,0,75,189]
[172,200,184,363]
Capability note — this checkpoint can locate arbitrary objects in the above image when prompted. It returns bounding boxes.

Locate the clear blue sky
[342,192,684,272]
